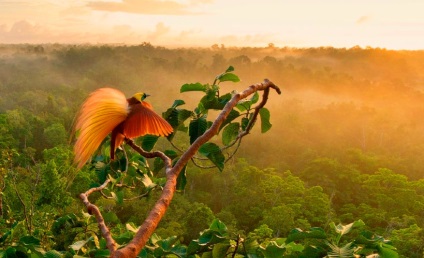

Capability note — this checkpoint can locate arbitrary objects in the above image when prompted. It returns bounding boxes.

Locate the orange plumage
[73,88,173,168]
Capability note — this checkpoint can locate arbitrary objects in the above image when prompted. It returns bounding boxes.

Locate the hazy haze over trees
[0,43,424,257]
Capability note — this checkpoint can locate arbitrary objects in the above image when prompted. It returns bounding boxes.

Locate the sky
[0,0,423,50]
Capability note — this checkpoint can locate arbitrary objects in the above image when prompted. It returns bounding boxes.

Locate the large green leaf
[198,143,225,171]
[178,109,193,124]
[163,108,179,128]
[377,243,399,258]
[244,239,260,256]
[260,241,286,258]
[200,95,223,110]
[209,219,228,235]
[180,82,207,92]
[141,135,159,152]
[222,122,240,146]
[212,242,231,258]
[217,73,240,83]
[330,220,365,237]
[198,230,226,245]
[326,242,355,258]
[189,116,208,144]
[259,108,272,133]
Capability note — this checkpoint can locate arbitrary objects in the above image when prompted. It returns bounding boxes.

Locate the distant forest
[1,43,424,257]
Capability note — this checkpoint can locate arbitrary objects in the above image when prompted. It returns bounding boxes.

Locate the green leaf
[200,95,224,110]
[261,241,286,258]
[286,227,327,243]
[176,164,187,191]
[141,174,157,189]
[212,242,231,258]
[163,108,179,128]
[115,232,134,245]
[44,250,63,258]
[115,190,124,204]
[327,242,355,257]
[285,241,304,253]
[235,100,252,112]
[91,250,110,258]
[198,230,226,245]
[173,158,187,191]
[180,83,207,92]
[163,150,178,160]
[222,123,240,146]
[259,108,272,133]
[0,222,17,243]
[198,143,225,171]
[187,241,202,255]
[153,157,164,173]
[244,239,260,256]
[225,66,234,73]
[178,109,193,124]
[330,220,365,237]
[69,240,88,251]
[141,135,159,152]
[218,73,240,83]
[126,223,139,233]
[189,116,208,144]
[250,91,259,104]
[219,109,240,131]
[172,99,185,108]
[209,219,228,235]
[19,236,40,245]
[377,243,399,258]
[241,117,249,131]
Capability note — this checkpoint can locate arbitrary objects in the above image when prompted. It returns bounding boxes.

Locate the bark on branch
[81,79,280,258]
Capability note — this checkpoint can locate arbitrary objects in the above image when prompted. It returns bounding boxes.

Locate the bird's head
[132,92,150,102]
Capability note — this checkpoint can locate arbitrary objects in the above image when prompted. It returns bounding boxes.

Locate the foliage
[1,44,424,257]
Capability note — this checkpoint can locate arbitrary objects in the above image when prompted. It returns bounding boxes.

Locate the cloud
[148,22,170,39]
[356,16,371,25]
[0,20,44,42]
[87,0,209,15]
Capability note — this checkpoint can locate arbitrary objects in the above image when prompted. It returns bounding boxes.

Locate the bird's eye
[143,93,147,99]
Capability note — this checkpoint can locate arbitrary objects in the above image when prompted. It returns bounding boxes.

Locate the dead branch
[79,179,118,253]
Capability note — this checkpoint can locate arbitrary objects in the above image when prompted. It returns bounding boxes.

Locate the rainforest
[0,44,424,257]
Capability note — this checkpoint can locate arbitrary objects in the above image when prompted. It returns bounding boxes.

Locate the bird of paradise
[73,88,173,168]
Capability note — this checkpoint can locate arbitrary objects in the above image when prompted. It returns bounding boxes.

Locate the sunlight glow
[0,0,423,49]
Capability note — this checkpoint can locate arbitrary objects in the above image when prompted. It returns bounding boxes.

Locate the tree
[76,67,280,257]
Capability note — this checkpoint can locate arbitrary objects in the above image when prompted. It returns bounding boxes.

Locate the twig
[79,179,117,252]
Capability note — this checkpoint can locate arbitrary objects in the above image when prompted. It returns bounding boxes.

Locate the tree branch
[79,179,118,253]
[111,79,280,258]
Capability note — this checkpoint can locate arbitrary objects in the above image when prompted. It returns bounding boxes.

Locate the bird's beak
[145,94,151,98]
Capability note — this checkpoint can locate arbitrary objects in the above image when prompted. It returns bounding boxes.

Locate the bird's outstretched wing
[123,101,173,138]
[74,88,129,168]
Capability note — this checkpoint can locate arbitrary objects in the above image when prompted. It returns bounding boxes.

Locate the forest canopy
[0,44,424,257]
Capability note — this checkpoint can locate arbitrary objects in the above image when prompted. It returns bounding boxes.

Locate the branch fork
[79,79,280,258]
